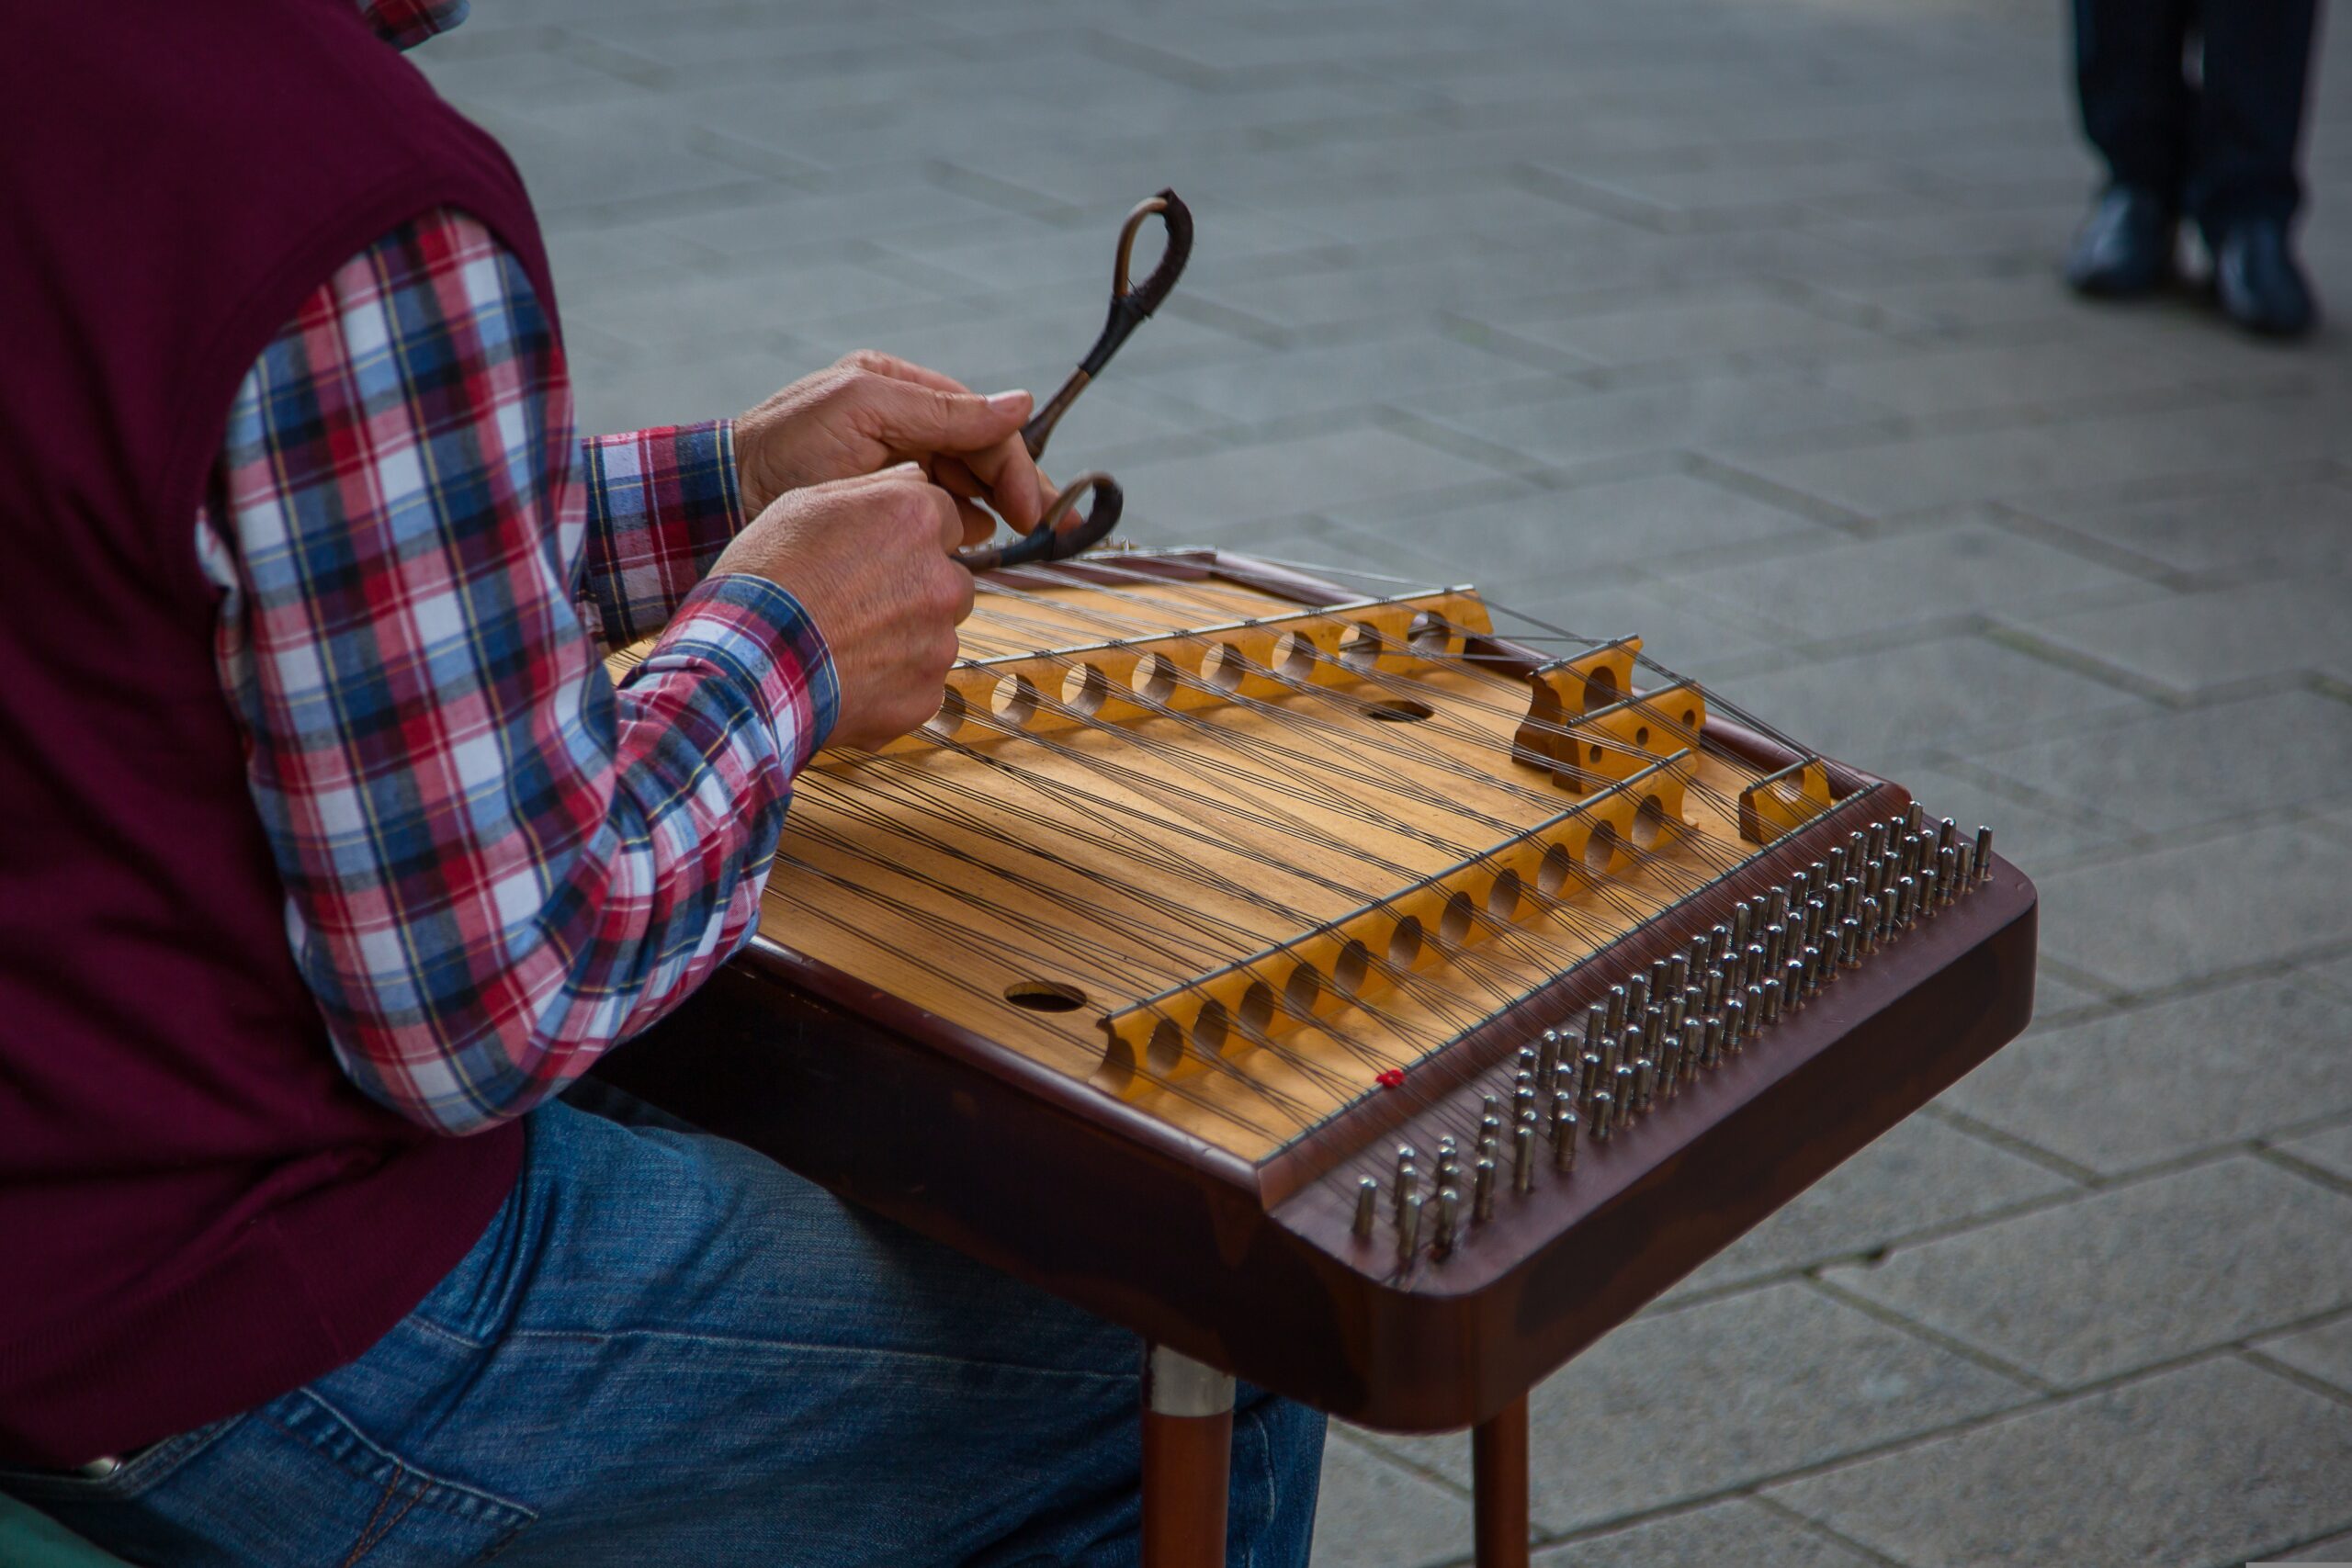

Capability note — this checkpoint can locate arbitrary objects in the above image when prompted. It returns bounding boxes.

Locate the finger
[953,434,1046,534]
[941,559,978,625]
[954,496,995,547]
[854,378,1031,466]
[921,481,964,555]
[837,349,972,396]
[931,455,986,502]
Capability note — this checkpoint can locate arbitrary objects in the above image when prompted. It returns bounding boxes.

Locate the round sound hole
[1005,979,1088,1012]
[1365,700,1435,723]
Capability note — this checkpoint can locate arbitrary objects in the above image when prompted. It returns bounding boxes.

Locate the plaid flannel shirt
[196,204,837,1135]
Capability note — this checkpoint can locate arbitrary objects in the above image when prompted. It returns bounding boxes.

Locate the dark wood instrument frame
[594,548,2039,1434]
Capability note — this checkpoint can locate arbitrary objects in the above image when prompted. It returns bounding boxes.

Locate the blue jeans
[1,1087,1323,1565]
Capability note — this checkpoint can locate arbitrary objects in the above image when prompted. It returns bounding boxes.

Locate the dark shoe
[2064,186,2176,298]
[2212,220,2318,338]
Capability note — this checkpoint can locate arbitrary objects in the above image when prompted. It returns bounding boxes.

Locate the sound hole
[1333,940,1370,998]
[1005,978,1087,1012]
[1061,662,1111,716]
[1634,794,1669,848]
[1339,623,1384,668]
[1440,891,1475,946]
[1487,869,1521,920]
[1681,706,1697,728]
[1538,842,1574,897]
[1387,916,1424,968]
[1284,964,1323,1016]
[1193,1000,1230,1056]
[1204,643,1250,693]
[1582,666,1619,714]
[1584,819,1619,873]
[1146,1019,1184,1075]
[1238,981,1275,1036]
[992,672,1040,727]
[1365,700,1434,723]
[1272,630,1320,679]
[1634,724,1650,747]
[1131,652,1180,705]
[1408,613,1452,655]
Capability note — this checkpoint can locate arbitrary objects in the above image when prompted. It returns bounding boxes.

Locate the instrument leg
[1140,1343,1235,1568]
[1471,1395,1531,1568]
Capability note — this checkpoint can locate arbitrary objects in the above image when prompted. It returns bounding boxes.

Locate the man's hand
[711,466,974,752]
[735,351,1049,545]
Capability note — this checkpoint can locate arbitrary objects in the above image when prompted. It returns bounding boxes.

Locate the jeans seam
[503,1325,1139,1384]
[270,1389,539,1529]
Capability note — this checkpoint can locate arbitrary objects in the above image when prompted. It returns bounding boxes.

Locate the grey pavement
[414,1,2352,1563]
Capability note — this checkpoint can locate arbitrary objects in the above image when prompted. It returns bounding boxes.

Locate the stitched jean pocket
[2,1393,535,1568]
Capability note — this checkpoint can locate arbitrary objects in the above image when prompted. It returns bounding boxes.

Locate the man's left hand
[735,351,1048,547]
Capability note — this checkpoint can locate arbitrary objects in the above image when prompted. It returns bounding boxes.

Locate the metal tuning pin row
[1357,809,1997,1266]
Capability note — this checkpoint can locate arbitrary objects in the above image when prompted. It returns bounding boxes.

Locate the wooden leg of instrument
[1140,1343,1235,1568]
[1471,1396,1531,1568]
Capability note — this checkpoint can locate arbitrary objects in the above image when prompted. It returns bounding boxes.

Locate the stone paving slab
[2025,479,2352,578]
[2031,825,2352,992]
[1664,1115,2078,1301]
[1377,1282,2031,1533]
[1323,471,1845,589]
[1702,632,2155,775]
[1765,1357,2352,1568]
[2016,574,2352,694]
[1937,978,2352,1175]
[1531,1498,1880,1568]
[2278,1122,2352,1182]
[1968,691,2352,836]
[2256,1313,2352,1396]
[1308,1436,1483,1568]
[1668,519,2152,642]
[1820,1156,2352,1386]
[1883,759,2128,872]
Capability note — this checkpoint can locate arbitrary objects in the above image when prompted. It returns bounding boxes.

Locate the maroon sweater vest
[0,0,547,1464]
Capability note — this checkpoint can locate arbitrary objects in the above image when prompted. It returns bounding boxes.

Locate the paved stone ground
[415,2,2352,1563]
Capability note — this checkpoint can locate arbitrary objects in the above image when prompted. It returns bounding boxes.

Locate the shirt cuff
[650,573,841,769]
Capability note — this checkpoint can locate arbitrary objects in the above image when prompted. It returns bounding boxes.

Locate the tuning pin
[1724,994,1749,1053]
[1743,941,1768,990]
[1433,1187,1460,1256]
[1765,921,1788,974]
[1731,903,1753,954]
[1514,1119,1537,1192]
[1434,1136,1460,1190]
[1896,874,1918,929]
[1762,975,1784,1026]
[1605,985,1628,1037]
[1767,886,1790,927]
[1825,845,1847,886]
[1393,1160,1420,1224]
[1936,816,1957,859]
[1975,826,1995,883]
[1710,922,1733,966]
[1473,1157,1497,1224]
[1398,1190,1424,1259]
[1937,845,1959,907]
[1789,867,1811,912]
[1656,1030,1683,1098]
[1866,820,1890,862]
[1354,1176,1380,1239]
[1625,974,1650,1020]
[1613,1062,1638,1125]
[1701,1012,1724,1069]
[1590,1090,1615,1142]
[1538,1028,1562,1079]
[1840,917,1863,969]
[1553,1104,1579,1172]
[1905,801,1925,838]
[1954,840,1976,888]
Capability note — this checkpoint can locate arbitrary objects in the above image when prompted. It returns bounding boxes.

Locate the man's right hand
[709,465,974,752]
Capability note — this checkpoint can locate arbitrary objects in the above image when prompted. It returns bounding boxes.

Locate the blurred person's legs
[2194,0,2322,334]
[2068,0,2322,334]
[0,1087,1325,1567]
[2067,0,2195,295]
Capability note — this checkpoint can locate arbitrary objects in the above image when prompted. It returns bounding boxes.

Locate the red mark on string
[1375,1069,1406,1089]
